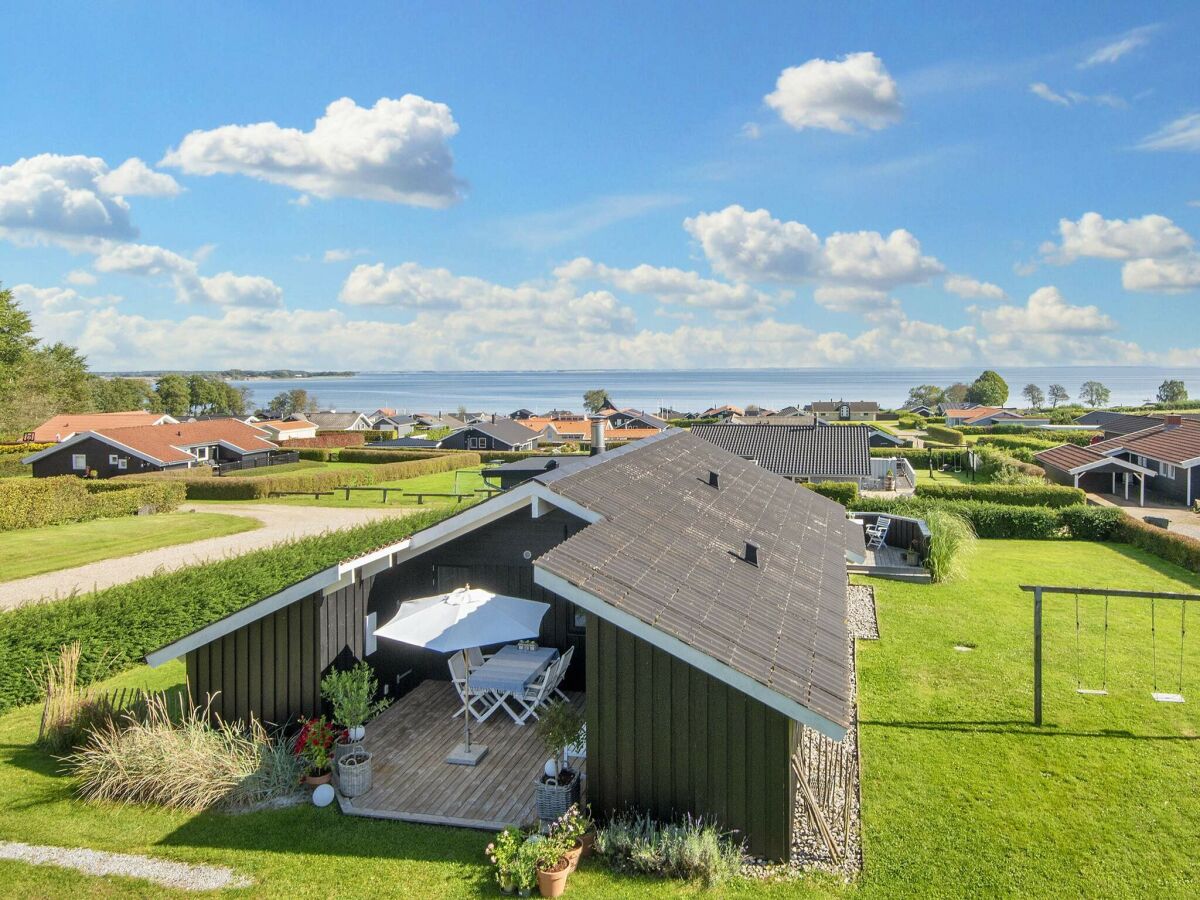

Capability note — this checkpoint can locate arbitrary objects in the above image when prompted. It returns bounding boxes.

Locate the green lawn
[196,467,490,509]
[0,512,261,582]
[913,466,973,485]
[0,540,1195,896]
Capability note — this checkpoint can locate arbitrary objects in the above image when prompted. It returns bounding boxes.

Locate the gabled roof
[689,423,872,478]
[27,411,175,442]
[303,411,371,430]
[455,418,540,446]
[810,400,878,413]
[610,408,668,429]
[943,406,1001,420]
[1034,443,1157,477]
[1089,419,1200,466]
[1073,410,1163,435]
[701,404,744,417]
[254,419,316,433]
[533,431,853,732]
[23,419,278,466]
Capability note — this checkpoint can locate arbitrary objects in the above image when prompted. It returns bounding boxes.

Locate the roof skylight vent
[743,542,759,566]
[708,470,719,488]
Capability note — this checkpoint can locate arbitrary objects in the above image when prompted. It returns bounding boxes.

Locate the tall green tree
[583,389,613,413]
[1079,380,1111,407]
[906,384,945,408]
[965,370,1009,406]
[91,376,153,411]
[264,388,316,418]
[943,382,970,404]
[153,374,191,418]
[1048,384,1069,407]
[1157,379,1188,404]
[1021,384,1045,408]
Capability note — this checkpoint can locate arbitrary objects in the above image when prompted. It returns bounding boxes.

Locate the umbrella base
[446,742,489,766]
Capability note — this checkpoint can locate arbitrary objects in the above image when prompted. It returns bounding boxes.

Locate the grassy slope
[0,540,1195,896]
[0,512,260,582]
[855,540,1200,898]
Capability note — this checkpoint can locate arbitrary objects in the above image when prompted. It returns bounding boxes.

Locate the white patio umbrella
[374,585,549,765]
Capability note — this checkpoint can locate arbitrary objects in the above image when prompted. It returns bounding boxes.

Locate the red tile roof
[92,420,278,464]
[1089,419,1200,465]
[28,411,170,442]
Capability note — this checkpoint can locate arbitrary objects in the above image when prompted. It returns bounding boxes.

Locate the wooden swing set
[1022,585,1198,725]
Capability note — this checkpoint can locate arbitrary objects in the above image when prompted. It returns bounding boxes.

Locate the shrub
[320,662,390,730]
[802,481,859,505]
[35,642,114,752]
[975,435,1059,452]
[1060,505,1126,541]
[0,508,457,713]
[288,432,366,449]
[852,496,1064,539]
[0,477,185,532]
[596,812,744,887]
[914,483,1085,508]
[923,509,976,583]
[296,447,334,461]
[1110,517,1200,574]
[973,445,1044,480]
[925,424,965,446]
[68,694,300,811]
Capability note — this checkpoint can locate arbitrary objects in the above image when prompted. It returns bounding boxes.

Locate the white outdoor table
[470,644,557,693]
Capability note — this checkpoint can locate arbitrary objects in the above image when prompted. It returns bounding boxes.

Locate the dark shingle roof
[1073,410,1163,434]
[689,423,871,478]
[1034,443,1105,472]
[810,400,879,413]
[1090,419,1200,465]
[534,431,852,730]
[461,418,539,446]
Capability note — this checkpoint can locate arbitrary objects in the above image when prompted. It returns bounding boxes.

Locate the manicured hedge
[287,432,367,449]
[1059,506,1126,541]
[960,426,1101,446]
[802,481,859,505]
[296,448,335,461]
[870,447,969,469]
[915,483,1085,508]
[925,424,966,446]
[1110,517,1200,575]
[975,435,1060,453]
[180,452,483,500]
[852,496,1068,539]
[0,508,458,713]
[0,477,185,532]
[972,445,1045,479]
[338,448,469,464]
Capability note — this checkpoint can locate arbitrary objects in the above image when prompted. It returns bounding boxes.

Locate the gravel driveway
[0,503,418,611]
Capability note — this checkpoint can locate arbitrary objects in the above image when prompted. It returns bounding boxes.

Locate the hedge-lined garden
[801,481,859,505]
[0,477,185,532]
[0,508,458,713]
[925,423,966,446]
[852,495,1126,541]
[914,482,1085,507]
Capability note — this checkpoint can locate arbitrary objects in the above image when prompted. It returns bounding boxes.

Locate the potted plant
[337,745,373,798]
[533,701,583,822]
[884,468,895,491]
[486,827,523,894]
[547,804,591,873]
[534,834,571,898]
[902,539,922,565]
[514,838,541,897]
[320,661,390,742]
[293,716,337,785]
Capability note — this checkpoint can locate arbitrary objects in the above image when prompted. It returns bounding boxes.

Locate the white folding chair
[466,646,490,670]
[865,517,891,550]
[448,654,503,723]
[552,646,575,701]
[512,657,559,725]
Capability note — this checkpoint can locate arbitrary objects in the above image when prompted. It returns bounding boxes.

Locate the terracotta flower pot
[578,832,595,858]
[303,771,332,786]
[563,842,583,874]
[536,858,570,898]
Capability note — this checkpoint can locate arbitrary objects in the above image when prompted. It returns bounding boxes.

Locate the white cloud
[12,283,120,316]
[740,122,762,140]
[554,257,776,320]
[94,242,283,308]
[1079,25,1157,68]
[764,52,902,133]
[95,157,181,197]
[0,154,136,246]
[323,248,369,263]
[1121,256,1200,293]
[812,285,901,320]
[944,274,1006,300]
[683,205,943,291]
[973,286,1115,335]
[1030,82,1071,107]
[1048,211,1193,261]
[1029,83,1125,108]
[161,96,463,206]
[1137,113,1200,152]
[65,269,97,286]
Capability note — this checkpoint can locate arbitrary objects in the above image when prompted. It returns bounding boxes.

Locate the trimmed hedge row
[287,432,367,449]
[297,448,335,461]
[180,452,483,499]
[0,477,186,532]
[975,435,1060,453]
[915,482,1085,508]
[924,424,965,446]
[852,496,1127,541]
[802,481,859,505]
[0,508,458,713]
[959,426,1101,445]
[1111,517,1200,574]
[870,447,968,468]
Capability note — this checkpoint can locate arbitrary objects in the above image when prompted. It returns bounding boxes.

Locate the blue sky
[0,2,1197,370]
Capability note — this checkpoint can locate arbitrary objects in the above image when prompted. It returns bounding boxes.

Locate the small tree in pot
[533,701,583,822]
[320,661,390,742]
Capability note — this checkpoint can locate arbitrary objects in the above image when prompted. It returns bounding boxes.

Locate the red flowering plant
[293,716,337,775]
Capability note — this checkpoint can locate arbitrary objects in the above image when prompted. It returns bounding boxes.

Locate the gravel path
[0,503,418,610]
[0,841,250,891]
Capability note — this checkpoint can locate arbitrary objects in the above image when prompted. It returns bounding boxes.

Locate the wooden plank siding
[585,614,795,861]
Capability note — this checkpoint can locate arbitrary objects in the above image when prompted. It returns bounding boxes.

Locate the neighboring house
[700,404,744,420]
[253,419,319,441]
[776,405,804,417]
[950,408,1051,427]
[440,418,540,452]
[605,408,667,430]
[544,409,575,419]
[1073,410,1163,440]
[371,435,446,449]
[144,430,858,860]
[901,404,937,417]
[730,413,817,427]
[509,408,536,420]
[866,426,907,449]
[371,415,416,436]
[656,407,690,421]
[481,455,589,490]
[690,422,872,485]
[517,416,659,446]
[22,419,279,478]
[412,412,467,430]
[292,411,373,431]
[24,411,177,443]
[1036,416,1200,506]
[809,400,879,422]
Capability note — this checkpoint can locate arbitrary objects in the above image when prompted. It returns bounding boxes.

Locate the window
[117,458,128,470]
[194,446,209,461]
[467,436,487,449]
[1160,461,1176,479]
[71,453,87,471]
[108,454,119,465]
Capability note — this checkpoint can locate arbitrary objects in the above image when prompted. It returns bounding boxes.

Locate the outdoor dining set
[449,643,574,725]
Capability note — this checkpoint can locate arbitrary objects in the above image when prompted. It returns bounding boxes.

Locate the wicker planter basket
[534,770,580,822]
[333,738,357,767]
[337,748,373,798]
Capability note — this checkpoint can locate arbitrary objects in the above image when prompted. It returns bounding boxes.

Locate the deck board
[338,680,584,830]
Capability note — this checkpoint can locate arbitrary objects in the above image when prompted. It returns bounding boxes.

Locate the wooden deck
[847,543,931,582]
[338,679,584,830]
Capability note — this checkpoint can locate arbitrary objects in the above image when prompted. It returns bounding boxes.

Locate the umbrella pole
[462,648,472,751]
[447,647,487,765]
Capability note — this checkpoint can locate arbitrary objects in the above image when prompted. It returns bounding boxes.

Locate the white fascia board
[528,485,603,525]
[145,566,336,667]
[23,431,169,467]
[533,567,847,742]
[1069,456,1157,477]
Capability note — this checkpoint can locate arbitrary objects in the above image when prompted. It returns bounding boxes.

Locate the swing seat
[1152,692,1185,703]
[1076,688,1108,696]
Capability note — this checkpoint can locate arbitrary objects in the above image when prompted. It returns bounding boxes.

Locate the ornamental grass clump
[67,693,299,811]
[923,508,976,584]
[35,641,115,753]
[595,811,744,887]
